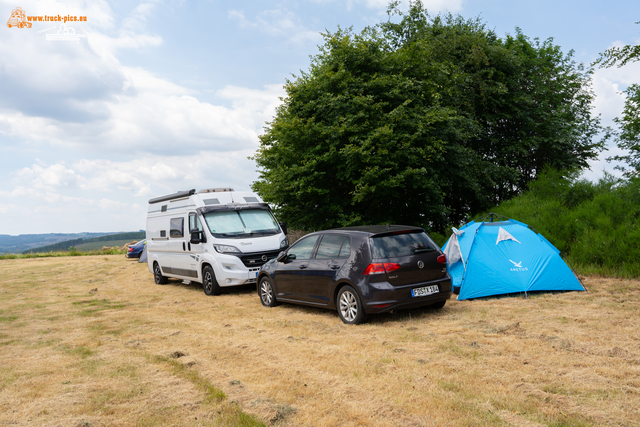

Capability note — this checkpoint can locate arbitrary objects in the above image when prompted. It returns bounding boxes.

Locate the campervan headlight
[280,238,289,249]
[213,244,241,254]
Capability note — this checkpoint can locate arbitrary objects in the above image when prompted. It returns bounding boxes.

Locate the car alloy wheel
[261,281,273,305]
[337,286,365,324]
[258,276,278,307]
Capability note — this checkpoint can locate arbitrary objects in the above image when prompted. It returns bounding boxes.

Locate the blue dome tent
[442,214,585,300]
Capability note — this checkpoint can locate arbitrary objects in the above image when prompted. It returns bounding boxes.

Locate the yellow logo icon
[7,7,31,28]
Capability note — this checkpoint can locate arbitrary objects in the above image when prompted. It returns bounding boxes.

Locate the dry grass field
[1,255,639,427]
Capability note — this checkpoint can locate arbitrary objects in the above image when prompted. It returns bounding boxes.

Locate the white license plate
[411,285,439,297]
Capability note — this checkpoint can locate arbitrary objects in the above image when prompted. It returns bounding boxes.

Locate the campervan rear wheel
[153,262,168,285]
[202,265,221,296]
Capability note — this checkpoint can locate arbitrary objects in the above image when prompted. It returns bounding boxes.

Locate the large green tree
[596,22,640,178]
[253,1,606,231]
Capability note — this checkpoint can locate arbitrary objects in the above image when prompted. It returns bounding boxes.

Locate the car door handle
[298,264,308,269]
[329,264,341,270]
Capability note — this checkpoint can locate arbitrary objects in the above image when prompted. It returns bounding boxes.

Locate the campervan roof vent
[204,198,220,205]
[200,188,234,193]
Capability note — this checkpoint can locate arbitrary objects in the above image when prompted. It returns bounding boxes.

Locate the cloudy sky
[1,0,639,235]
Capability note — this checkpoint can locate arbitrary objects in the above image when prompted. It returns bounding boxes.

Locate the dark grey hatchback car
[257,225,451,324]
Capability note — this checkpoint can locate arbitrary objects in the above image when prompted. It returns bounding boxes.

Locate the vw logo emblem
[417,261,424,269]
[261,255,268,262]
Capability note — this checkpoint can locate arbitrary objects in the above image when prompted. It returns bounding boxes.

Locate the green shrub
[448,170,640,278]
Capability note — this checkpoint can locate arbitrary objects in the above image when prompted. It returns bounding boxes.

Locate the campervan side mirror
[279,221,288,235]
[190,230,206,244]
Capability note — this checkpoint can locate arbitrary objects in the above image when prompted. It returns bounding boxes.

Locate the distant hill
[0,233,106,254]
[0,231,144,254]
[19,231,146,254]
[75,239,143,252]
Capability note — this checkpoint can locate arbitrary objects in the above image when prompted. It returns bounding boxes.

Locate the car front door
[273,235,320,302]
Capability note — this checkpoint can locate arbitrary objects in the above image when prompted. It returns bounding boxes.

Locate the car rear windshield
[370,231,439,259]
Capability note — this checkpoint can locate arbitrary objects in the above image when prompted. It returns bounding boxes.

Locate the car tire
[154,262,168,285]
[258,276,279,307]
[430,300,447,309]
[337,285,366,325]
[202,265,221,296]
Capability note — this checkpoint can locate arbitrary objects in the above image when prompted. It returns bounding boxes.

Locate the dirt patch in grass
[1,257,639,426]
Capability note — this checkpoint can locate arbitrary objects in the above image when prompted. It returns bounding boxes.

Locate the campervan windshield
[203,208,280,237]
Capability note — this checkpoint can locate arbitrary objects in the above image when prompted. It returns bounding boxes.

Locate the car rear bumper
[361,276,452,314]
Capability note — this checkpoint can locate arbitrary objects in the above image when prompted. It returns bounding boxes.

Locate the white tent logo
[509,259,528,272]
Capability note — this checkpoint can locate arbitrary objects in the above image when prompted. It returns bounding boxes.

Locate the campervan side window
[170,218,184,238]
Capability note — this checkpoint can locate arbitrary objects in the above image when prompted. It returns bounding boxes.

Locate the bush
[463,170,640,278]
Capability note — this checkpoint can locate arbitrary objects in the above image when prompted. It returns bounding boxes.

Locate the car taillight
[437,254,446,264]
[385,263,401,273]
[362,263,401,275]
[128,247,133,252]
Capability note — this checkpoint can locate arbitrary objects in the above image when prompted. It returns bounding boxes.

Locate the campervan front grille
[237,250,282,268]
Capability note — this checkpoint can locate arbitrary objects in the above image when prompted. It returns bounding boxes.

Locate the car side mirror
[279,221,288,235]
[276,251,287,262]
[190,230,206,244]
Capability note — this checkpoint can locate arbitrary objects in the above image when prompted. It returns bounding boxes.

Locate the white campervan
[146,188,289,295]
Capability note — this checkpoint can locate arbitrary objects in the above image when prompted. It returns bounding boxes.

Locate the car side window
[315,235,350,259]
[338,237,350,258]
[287,235,320,260]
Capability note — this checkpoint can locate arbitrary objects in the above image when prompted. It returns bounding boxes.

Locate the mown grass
[1,255,639,426]
[0,256,267,427]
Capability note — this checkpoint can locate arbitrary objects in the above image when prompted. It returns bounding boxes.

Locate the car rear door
[303,234,351,305]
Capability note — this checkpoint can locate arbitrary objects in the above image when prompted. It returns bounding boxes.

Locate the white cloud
[229,7,321,44]
[592,61,640,124]
[0,62,284,155]
[312,0,462,13]
[1,0,286,235]
[16,163,82,190]
[8,149,262,202]
[98,197,128,211]
[0,204,18,214]
[0,148,263,233]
